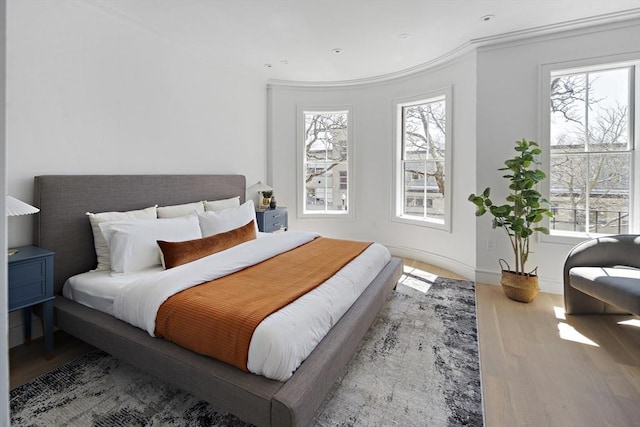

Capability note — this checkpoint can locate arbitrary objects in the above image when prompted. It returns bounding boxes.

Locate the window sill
[392,215,450,232]
[300,210,353,220]
[541,230,615,246]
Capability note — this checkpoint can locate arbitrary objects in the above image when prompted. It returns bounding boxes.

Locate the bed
[33,174,403,426]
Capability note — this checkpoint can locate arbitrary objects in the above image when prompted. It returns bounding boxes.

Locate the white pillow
[203,196,241,212]
[100,214,202,274]
[87,206,157,271]
[198,200,258,237]
[157,201,205,218]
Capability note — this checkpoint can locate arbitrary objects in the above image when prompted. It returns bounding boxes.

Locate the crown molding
[267,41,476,89]
[471,7,640,47]
[269,8,640,89]
[76,1,640,89]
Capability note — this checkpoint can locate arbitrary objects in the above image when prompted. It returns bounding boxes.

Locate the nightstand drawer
[256,207,288,233]
[9,279,48,309]
[9,258,46,285]
[8,249,54,312]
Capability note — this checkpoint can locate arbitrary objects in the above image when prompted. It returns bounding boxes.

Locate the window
[299,108,352,215]
[393,88,452,230]
[546,61,638,236]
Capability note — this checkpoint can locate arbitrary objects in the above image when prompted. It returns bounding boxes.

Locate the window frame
[539,55,640,244]
[392,87,453,232]
[297,105,355,219]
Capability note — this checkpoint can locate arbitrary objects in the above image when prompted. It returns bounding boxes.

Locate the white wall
[7,0,268,247]
[6,0,268,346]
[268,53,478,279]
[475,21,640,293]
[1,0,11,422]
[269,19,640,294]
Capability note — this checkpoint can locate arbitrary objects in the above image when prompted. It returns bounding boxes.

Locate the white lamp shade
[7,196,40,216]
[247,181,273,193]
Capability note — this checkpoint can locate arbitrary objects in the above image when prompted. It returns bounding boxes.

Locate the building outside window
[393,88,452,231]
[300,108,351,215]
[547,61,638,235]
[339,171,347,190]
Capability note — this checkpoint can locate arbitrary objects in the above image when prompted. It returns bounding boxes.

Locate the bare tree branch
[305,162,339,183]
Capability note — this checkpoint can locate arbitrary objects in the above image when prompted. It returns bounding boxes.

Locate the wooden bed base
[34,174,403,426]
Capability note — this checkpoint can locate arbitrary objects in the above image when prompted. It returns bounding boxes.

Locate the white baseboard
[8,312,43,349]
[385,245,564,295]
[386,245,476,281]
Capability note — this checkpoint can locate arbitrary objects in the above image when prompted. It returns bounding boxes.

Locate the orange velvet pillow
[158,220,257,269]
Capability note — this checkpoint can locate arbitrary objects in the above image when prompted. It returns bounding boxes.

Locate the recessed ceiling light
[481,14,494,22]
[280,60,289,65]
[398,33,411,40]
[331,48,343,54]
[264,63,272,68]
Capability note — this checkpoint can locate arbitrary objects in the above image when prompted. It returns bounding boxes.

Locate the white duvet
[64,231,391,381]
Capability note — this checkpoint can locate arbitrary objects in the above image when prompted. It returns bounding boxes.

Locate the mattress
[63,231,391,381]
[63,266,164,315]
[62,231,273,314]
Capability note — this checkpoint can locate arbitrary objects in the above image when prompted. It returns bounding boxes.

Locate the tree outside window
[397,94,448,226]
[302,110,349,214]
[549,65,635,234]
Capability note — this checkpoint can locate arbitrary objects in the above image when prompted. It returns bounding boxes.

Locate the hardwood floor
[9,330,95,389]
[477,283,639,426]
[9,259,640,426]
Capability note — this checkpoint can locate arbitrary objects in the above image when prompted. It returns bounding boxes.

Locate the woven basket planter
[499,260,540,303]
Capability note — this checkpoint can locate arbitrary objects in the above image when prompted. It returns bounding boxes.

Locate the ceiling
[94,0,640,84]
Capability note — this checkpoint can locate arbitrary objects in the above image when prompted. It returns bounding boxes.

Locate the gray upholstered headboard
[33,175,246,294]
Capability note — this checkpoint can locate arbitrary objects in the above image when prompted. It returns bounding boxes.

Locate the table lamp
[7,195,40,255]
[247,181,273,209]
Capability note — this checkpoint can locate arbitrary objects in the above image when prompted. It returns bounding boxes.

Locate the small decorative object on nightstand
[256,206,288,233]
[246,181,274,210]
[261,190,273,209]
[8,245,55,359]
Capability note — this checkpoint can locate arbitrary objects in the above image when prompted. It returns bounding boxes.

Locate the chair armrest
[563,234,640,314]
[563,234,640,291]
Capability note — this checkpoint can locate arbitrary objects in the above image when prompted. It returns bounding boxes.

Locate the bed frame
[33,174,403,427]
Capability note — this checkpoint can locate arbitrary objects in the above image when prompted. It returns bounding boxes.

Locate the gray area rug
[11,271,483,426]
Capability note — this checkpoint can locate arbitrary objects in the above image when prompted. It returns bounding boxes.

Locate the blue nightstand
[256,207,288,233]
[8,245,55,359]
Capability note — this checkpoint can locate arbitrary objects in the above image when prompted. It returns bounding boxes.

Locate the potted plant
[261,190,273,209]
[468,139,554,303]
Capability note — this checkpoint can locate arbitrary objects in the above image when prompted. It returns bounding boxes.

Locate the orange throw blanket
[154,237,372,372]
